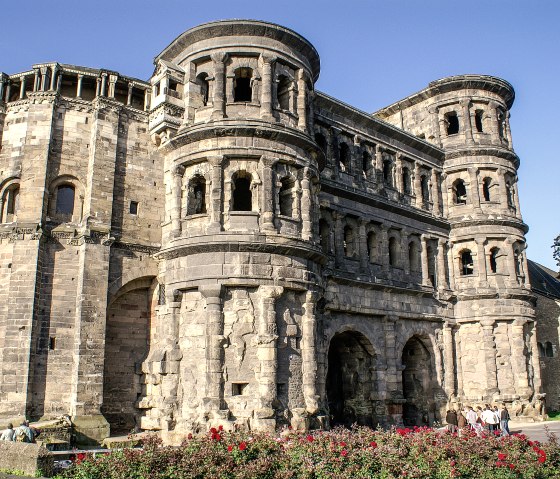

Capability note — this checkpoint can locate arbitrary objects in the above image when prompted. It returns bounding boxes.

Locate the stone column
[505,111,513,148]
[529,322,543,394]
[108,74,117,98]
[260,54,276,120]
[333,212,344,268]
[380,225,389,273]
[301,291,319,415]
[19,77,26,99]
[100,73,107,97]
[383,315,403,426]
[49,66,57,91]
[480,319,499,397]
[447,241,456,291]
[199,285,225,414]
[441,173,450,217]
[510,318,531,399]
[513,180,522,214]
[428,106,441,147]
[296,69,307,132]
[0,74,7,101]
[56,73,62,92]
[33,70,39,92]
[4,82,10,102]
[358,219,369,273]
[300,167,313,240]
[414,162,422,208]
[420,235,430,286]
[395,153,403,194]
[375,145,383,187]
[39,67,49,91]
[144,88,151,111]
[170,166,183,237]
[76,74,84,99]
[211,53,227,120]
[95,77,101,97]
[468,167,481,210]
[442,322,456,397]
[431,170,440,216]
[255,285,283,431]
[260,155,277,232]
[127,82,133,106]
[401,228,410,275]
[437,239,449,290]
[475,237,488,286]
[461,99,474,144]
[207,155,223,234]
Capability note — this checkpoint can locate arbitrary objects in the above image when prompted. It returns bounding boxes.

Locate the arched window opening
[339,142,350,172]
[482,177,492,202]
[234,68,253,102]
[232,172,252,212]
[383,159,393,186]
[545,342,554,358]
[489,247,499,273]
[460,250,474,276]
[420,175,430,203]
[319,219,331,254]
[277,75,291,110]
[195,73,209,106]
[506,181,514,207]
[56,185,75,215]
[445,111,459,135]
[475,110,484,132]
[408,241,420,272]
[3,185,20,222]
[187,175,206,215]
[402,167,412,194]
[343,225,355,257]
[453,179,467,205]
[389,236,398,267]
[538,342,545,358]
[362,151,371,176]
[427,245,436,287]
[367,231,377,263]
[315,132,327,153]
[279,177,295,217]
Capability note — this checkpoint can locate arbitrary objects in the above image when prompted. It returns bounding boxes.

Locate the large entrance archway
[102,277,156,435]
[326,331,376,427]
[401,336,435,426]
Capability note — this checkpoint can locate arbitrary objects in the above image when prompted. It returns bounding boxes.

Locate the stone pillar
[300,168,313,240]
[505,111,513,148]
[49,66,57,91]
[480,319,499,397]
[260,54,276,120]
[144,88,151,111]
[380,225,389,273]
[510,318,531,399]
[33,70,39,92]
[207,155,223,234]
[358,219,369,273]
[513,180,522,214]
[199,285,225,415]
[420,235,430,286]
[296,69,307,132]
[447,241,456,291]
[19,77,26,99]
[95,77,101,97]
[529,322,543,394]
[375,145,383,187]
[108,74,117,98]
[100,73,107,97]
[401,228,409,275]
[255,285,283,431]
[461,99,474,144]
[383,315,403,426]
[437,239,449,290]
[414,162,422,208]
[429,106,441,147]
[76,74,84,99]
[431,170,440,216]
[395,153,403,194]
[210,53,227,120]
[56,73,62,92]
[301,291,319,415]
[333,212,344,268]
[0,74,7,101]
[127,82,133,106]
[442,322,456,397]
[260,155,277,232]
[39,67,49,91]
[468,167,481,210]
[170,166,183,237]
[475,237,488,286]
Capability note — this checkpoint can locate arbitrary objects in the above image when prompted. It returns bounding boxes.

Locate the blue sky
[2,0,558,269]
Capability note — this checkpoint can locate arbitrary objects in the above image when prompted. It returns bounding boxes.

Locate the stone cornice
[444,146,520,168]
[449,217,528,234]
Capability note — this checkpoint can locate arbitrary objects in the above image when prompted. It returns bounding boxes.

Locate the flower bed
[59,426,560,479]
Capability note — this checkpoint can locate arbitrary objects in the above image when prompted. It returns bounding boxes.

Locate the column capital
[480,318,495,328]
[173,165,185,177]
[513,318,528,327]
[207,155,224,167]
[258,285,284,299]
[259,155,279,168]
[260,54,277,64]
[474,237,486,246]
[459,99,471,108]
[199,284,223,299]
[210,52,228,63]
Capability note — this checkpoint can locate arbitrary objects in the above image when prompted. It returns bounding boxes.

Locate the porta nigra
[0,20,545,444]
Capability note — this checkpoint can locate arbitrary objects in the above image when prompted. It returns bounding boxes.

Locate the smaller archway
[195,72,209,106]
[277,75,291,110]
[234,68,253,102]
[402,167,412,194]
[278,176,296,217]
[367,231,377,263]
[420,175,430,203]
[343,225,356,257]
[408,241,420,273]
[339,142,350,172]
[383,159,393,186]
[186,175,206,215]
[319,218,331,254]
[489,247,500,273]
[453,179,467,205]
[482,177,492,202]
[389,236,399,267]
[1,182,20,223]
[460,249,474,276]
[445,111,459,135]
[231,171,253,211]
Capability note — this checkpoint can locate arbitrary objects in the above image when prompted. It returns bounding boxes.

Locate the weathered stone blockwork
[0,20,546,443]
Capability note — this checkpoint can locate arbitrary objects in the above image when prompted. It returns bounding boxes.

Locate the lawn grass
[547,411,560,421]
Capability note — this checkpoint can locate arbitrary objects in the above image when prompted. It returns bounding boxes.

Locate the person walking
[482,406,498,433]
[446,409,458,433]
[457,409,467,436]
[0,423,15,441]
[500,404,511,436]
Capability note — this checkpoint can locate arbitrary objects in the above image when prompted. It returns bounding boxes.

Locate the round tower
[141,20,325,439]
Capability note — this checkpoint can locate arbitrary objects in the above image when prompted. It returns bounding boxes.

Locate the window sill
[184,213,208,220]
[229,210,259,216]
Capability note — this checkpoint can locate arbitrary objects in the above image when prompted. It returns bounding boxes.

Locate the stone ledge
[0,442,53,477]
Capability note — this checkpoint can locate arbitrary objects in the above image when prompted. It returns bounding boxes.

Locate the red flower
[187,433,193,440]
[239,441,247,451]
[227,445,233,452]
[509,464,515,470]
[210,427,217,434]
[218,425,223,431]
[498,453,507,461]
[370,441,377,448]
[538,456,546,464]
[341,449,348,457]
[339,441,347,447]
[450,460,456,467]
[306,435,314,442]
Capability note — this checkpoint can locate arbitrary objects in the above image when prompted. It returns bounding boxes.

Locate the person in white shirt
[0,423,15,441]
[482,406,498,433]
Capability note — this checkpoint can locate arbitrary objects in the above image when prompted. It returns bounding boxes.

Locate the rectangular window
[232,382,248,396]
[130,201,139,215]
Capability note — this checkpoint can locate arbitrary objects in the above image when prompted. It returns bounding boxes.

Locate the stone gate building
[0,20,544,444]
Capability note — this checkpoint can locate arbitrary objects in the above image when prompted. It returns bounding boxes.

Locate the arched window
[367,231,377,263]
[383,159,393,186]
[315,132,327,153]
[343,225,355,257]
[278,177,295,217]
[195,73,209,106]
[453,179,467,205]
[277,75,291,110]
[2,184,20,223]
[482,177,492,202]
[402,167,412,194]
[389,236,398,267]
[56,185,75,215]
[232,172,252,211]
[339,142,350,172]
[362,151,371,176]
[320,219,331,254]
[545,342,554,358]
[489,247,499,273]
[408,241,420,272]
[234,68,253,102]
[187,175,206,215]
[460,250,474,276]
[445,111,459,135]
[475,110,484,132]
[420,175,430,203]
